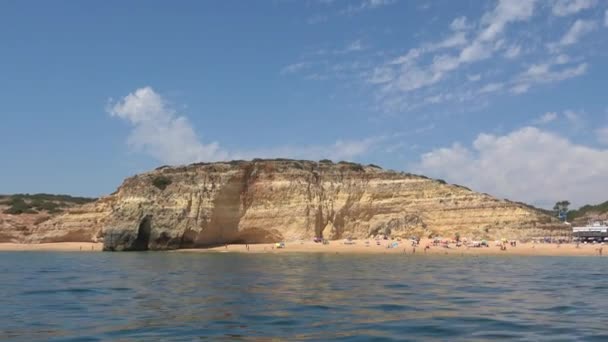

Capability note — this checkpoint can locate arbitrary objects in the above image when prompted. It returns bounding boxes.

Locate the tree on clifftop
[553,200,570,221]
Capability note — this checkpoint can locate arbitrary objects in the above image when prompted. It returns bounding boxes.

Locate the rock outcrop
[12,160,568,250]
[0,194,96,243]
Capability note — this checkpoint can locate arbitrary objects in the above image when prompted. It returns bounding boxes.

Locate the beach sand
[177,239,606,257]
[0,240,604,257]
[0,242,103,252]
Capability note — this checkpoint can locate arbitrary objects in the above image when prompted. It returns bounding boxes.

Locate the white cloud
[504,45,521,59]
[450,16,471,31]
[479,82,504,93]
[564,109,586,129]
[510,83,530,94]
[370,0,538,107]
[368,67,394,84]
[478,0,536,42]
[431,32,468,50]
[366,0,393,8]
[392,65,442,92]
[413,126,608,207]
[343,0,395,14]
[554,54,570,64]
[108,87,228,165]
[512,62,587,93]
[551,0,597,16]
[563,110,580,122]
[109,87,380,165]
[596,126,608,145]
[467,74,482,82]
[281,62,310,75]
[534,111,558,124]
[557,19,597,47]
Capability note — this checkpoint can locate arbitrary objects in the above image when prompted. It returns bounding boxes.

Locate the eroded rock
[13,159,567,250]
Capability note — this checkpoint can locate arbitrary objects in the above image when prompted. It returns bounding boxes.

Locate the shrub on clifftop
[152,175,172,190]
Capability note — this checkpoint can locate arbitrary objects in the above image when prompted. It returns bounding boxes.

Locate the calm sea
[1,252,607,341]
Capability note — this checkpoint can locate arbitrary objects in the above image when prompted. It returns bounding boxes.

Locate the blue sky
[1,0,607,208]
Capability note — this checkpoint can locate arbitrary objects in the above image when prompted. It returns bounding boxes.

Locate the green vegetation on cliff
[568,200,608,221]
[0,193,96,215]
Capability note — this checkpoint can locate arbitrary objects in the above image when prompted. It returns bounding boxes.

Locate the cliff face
[0,194,96,243]
[22,160,567,250]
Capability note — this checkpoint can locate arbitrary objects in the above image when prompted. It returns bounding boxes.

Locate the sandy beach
[0,242,103,252]
[177,239,606,257]
[0,240,604,257]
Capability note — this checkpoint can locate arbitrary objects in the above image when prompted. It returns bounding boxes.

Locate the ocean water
[1,252,607,341]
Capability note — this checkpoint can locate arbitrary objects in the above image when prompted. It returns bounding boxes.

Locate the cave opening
[132,215,152,251]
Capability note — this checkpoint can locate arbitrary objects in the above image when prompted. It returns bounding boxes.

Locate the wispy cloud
[552,19,597,48]
[335,40,365,54]
[449,16,472,31]
[280,62,311,75]
[366,0,538,110]
[109,87,380,165]
[286,0,600,112]
[533,111,558,125]
[596,126,608,145]
[511,62,587,94]
[551,0,597,17]
[563,109,586,129]
[504,45,521,59]
[467,74,481,82]
[478,82,504,94]
[342,0,396,14]
[530,110,585,127]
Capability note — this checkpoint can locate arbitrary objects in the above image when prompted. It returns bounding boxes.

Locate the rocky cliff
[15,159,567,250]
[0,194,96,243]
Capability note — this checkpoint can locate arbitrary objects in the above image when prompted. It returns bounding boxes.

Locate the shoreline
[0,242,103,252]
[0,240,604,257]
[176,240,605,257]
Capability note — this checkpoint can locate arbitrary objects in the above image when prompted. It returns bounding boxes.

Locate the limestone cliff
[19,159,568,250]
[0,194,96,243]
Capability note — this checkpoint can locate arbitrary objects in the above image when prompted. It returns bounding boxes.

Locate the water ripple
[1,252,607,341]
